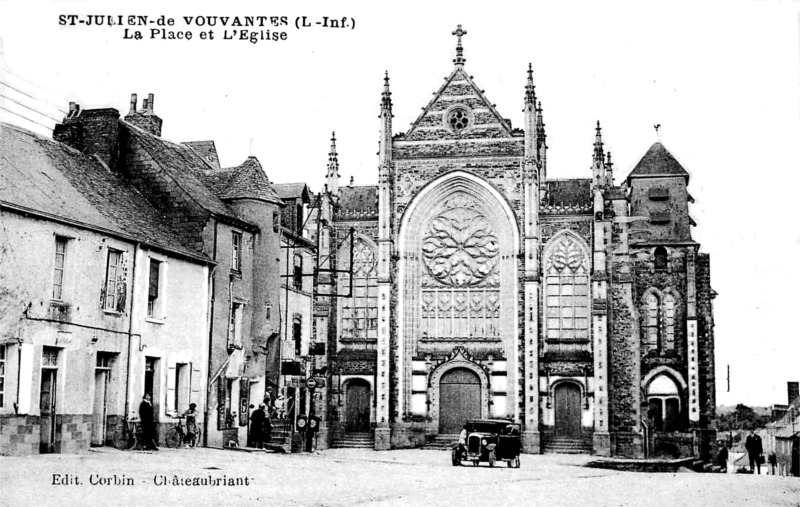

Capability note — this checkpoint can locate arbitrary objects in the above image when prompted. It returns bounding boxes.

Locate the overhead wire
[0,104,53,131]
[0,92,62,123]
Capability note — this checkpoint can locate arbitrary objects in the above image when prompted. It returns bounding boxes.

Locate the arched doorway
[554,383,582,438]
[439,368,481,433]
[345,380,371,432]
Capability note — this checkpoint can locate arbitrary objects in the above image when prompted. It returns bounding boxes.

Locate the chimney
[53,101,120,170]
[789,381,799,404]
[124,91,163,136]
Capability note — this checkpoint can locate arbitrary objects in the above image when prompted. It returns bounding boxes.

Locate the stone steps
[331,432,374,449]
[422,434,459,450]
[543,438,592,454]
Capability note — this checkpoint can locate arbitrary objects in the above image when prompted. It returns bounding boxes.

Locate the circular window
[446,107,471,132]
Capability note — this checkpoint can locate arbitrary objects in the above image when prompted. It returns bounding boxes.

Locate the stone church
[318,27,716,458]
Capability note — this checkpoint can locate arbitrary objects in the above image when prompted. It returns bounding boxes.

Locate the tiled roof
[220,157,282,204]
[627,142,690,182]
[0,123,210,262]
[274,182,310,203]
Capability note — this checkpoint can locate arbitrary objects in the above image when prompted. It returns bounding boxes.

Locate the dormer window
[648,187,670,200]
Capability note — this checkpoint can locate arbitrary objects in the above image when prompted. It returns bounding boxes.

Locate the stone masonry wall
[695,254,716,426]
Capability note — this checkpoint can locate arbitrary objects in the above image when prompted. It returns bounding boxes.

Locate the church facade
[320,27,717,458]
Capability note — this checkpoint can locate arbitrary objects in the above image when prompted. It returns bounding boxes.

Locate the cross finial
[452,24,467,66]
[654,123,662,140]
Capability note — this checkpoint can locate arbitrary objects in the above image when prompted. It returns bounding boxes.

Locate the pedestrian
[768,452,777,475]
[139,393,158,451]
[181,403,199,448]
[716,444,729,472]
[249,403,266,449]
[745,428,763,474]
[263,387,274,411]
[457,424,468,457]
[274,393,286,419]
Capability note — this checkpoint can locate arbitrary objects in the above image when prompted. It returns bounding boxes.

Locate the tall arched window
[545,234,590,353]
[654,246,668,271]
[645,293,659,351]
[340,238,378,343]
[663,294,676,351]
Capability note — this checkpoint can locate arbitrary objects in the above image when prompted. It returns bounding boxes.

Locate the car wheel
[488,450,496,468]
[513,455,520,468]
[451,449,460,467]
[473,460,479,467]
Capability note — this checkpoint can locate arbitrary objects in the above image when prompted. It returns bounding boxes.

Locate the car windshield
[466,421,506,433]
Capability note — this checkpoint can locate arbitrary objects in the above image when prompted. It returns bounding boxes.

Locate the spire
[326,131,340,197]
[525,63,536,105]
[381,71,392,111]
[452,24,467,66]
[379,72,393,166]
[593,121,605,164]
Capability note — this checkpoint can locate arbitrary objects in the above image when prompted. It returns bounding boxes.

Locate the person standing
[139,393,158,451]
[745,429,763,474]
[182,403,199,448]
[249,403,266,449]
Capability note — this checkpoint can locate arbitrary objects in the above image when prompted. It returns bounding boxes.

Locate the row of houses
[765,382,800,477]
[0,94,320,455]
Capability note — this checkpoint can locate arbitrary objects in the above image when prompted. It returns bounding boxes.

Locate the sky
[1,0,798,408]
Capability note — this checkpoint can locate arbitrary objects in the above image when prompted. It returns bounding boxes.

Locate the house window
[293,316,302,356]
[293,254,303,291]
[654,246,668,271]
[645,293,659,351]
[96,352,113,369]
[42,346,59,367]
[228,302,242,350]
[273,211,280,233]
[231,232,242,272]
[147,259,162,319]
[144,357,158,399]
[104,250,126,312]
[296,203,303,235]
[544,235,590,353]
[664,294,676,351]
[52,237,68,300]
[0,345,5,407]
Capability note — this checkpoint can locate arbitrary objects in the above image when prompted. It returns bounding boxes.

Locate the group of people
[248,387,288,448]
[137,387,284,450]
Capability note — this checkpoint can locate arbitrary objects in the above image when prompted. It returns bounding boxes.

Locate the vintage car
[451,419,522,468]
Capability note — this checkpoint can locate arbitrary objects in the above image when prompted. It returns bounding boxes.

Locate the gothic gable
[403,68,514,142]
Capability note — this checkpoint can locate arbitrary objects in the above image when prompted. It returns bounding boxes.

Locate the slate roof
[0,123,210,263]
[542,179,592,207]
[183,140,220,169]
[274,182,310,203]
[125,123,242,220]
[335,185,378,219]
[627,142,690,183]
[219,157,282,204]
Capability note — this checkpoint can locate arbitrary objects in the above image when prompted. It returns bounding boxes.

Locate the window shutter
[116,251,129,312]
[190,362,202,406]
[166,364,176,415]
[148,261,160,298]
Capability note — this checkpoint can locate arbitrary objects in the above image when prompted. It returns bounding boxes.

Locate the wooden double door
[439,368,481,434]
[554,383,582,438]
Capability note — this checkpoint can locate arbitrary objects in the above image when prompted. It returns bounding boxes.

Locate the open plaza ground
[1,447,799,507]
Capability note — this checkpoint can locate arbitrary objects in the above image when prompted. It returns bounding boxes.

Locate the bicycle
[165,416,202,448]
[112,416,140,450]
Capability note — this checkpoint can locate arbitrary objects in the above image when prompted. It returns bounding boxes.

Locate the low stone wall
[391,422,433,449]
